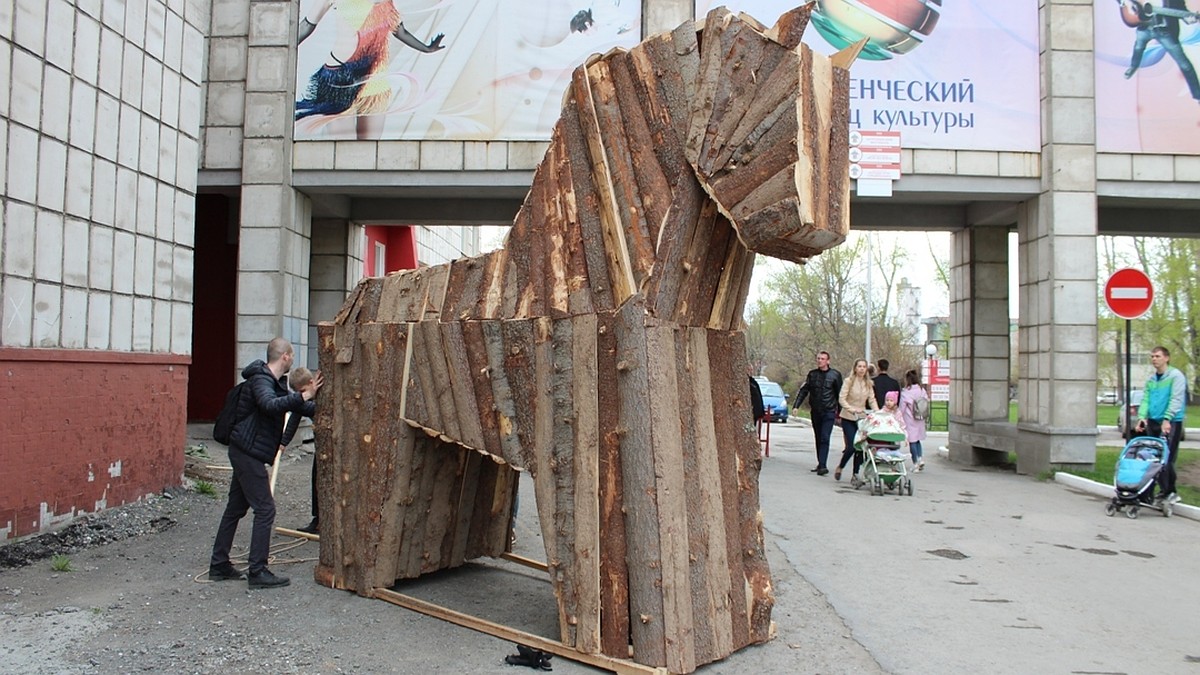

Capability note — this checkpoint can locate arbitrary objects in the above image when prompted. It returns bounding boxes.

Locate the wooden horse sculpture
[314,5,857,672]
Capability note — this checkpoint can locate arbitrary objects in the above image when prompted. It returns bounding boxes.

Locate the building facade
[2,0,1198,540]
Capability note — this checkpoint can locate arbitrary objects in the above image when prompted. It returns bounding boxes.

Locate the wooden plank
[679,327,734,661]
[707,330,772,645]
[377,417,416,587]
[643,323,697,675]
[607,50,672,245]
[709,50,797,175]
[686,7,736,166]
[443,255,488,321]
[402,435,444,578]
[373,589,669,675]
[613,296,666,668]
[595,309,630,659]
[464,455,506,561]
[422,262,450,321]
[586,55,655,288]
[449,449,483,567]
[559,95,615,313]
[461,320,504,461]
[540,129,573,319]
[572,66,636,306]
[423,442,467,574]
[482,320,527,469]
[765,2,815,50]
[501,551,549,573]
[441,321,486,451]
[546,316,577,646]
[571,312,601,655]
[626,34,691,175]
[420,319,463,443]
[499,319,537,469]
[313,323,345,590]
[405,320,444,435]
[641,177,706,322]
[517,171,548,319]
[708,238,756,331]
[377,269,424,322]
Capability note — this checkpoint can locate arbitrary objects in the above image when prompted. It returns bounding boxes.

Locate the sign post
[1104,268,1154,438]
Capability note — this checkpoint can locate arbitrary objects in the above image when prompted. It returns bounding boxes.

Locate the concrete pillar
[307,219,365,367]
[1015,0,1098,473]
[947,226,1013,466]
[234,0,312,367]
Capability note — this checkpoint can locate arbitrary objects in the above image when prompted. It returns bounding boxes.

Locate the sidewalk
[760,421,1200,673]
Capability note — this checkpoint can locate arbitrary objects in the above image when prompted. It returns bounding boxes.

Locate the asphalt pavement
[757,421,1200,674]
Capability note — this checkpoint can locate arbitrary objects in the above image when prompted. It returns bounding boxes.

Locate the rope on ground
[191,536,316,584]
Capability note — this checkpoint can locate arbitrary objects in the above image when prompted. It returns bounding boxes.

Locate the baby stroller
[1105,436,1172,519]
[854,410,913,496]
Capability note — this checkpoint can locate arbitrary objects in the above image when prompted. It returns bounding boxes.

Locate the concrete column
[307,218,364,367]
[947,226,1013,466]
[234,0,312,367]
[1015,0,1098,473]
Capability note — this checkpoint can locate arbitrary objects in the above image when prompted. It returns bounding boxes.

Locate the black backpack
[212,382,247,445]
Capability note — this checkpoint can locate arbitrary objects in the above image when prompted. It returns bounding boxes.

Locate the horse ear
[831,38,869,70]
[767,1,816,50]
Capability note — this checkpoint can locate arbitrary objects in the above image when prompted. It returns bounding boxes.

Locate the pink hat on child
[885,391,899,405]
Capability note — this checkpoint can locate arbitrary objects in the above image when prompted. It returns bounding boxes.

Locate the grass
[50,555,72,572]
[194,480,217,497]
[1055,446,1199,506]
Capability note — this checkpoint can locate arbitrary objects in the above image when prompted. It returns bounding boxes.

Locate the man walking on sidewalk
[793,351,843,476]
[1135,345,1187,506]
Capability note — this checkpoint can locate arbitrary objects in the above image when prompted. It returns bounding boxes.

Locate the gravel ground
[0,428,879,675]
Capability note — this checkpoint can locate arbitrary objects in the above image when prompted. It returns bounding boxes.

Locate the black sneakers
[208,564,245,581]
[247,569,291,589]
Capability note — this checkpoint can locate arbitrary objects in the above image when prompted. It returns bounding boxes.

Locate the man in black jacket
[209,337,322,589]
[873,359,901,409]
[792,351,842,475]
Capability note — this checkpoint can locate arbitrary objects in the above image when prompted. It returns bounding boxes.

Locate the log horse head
[314,6,858,672]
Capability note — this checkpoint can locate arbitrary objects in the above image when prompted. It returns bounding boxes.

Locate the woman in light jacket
[900,369,928,471]
[835,359,878,482]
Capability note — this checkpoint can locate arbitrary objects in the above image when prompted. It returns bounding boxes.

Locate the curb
[1054,472,1200,522]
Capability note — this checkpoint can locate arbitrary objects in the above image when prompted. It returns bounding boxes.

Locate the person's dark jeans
[836,418,863,475]
[811,409,838,470]
[1130,27,1200,99]
[210,446,276,575]
[1146,419,1183,497]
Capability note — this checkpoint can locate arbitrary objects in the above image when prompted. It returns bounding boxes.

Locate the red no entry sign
[1104,268,1154,319]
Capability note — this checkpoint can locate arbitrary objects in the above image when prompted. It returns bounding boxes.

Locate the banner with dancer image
[1096,0,1200,154]
[294,0,642,141]
[695,0,1042,152]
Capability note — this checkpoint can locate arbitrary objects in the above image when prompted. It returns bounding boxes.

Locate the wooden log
[678,327,735,661]
[441,321,486,451]
[482,320,526,468]
[546,317,578,646]
[422,262,450,321]
[443,254,489,321]
[595,309,631,659]
[613,296,667,668]
[644,322,697,674]
[626,33,692,174]
[766,2,815,50]
[572,67,636,306]
[401,435,444,578]
[423,441,467,574]
[448,448,483,567]
[378,268,426,322]
[313,323,343,589]
[540,129,573,319]
[406,320,445,436]
[560,94,615,313]
[419,320,462,443]
[706,330,773,644]
[607,50,673,244]
[571,312,602,655]
[499,319,537,469]
[641,177,706,322]
[461,320,504,461]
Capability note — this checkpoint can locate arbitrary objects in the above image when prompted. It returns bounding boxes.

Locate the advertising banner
[695,0,1042,152]
[294,0,642,141]
[1095,0,1200,154]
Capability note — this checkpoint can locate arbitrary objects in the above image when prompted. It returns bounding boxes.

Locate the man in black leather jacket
[209,337,322,589]
[792,351,843,475]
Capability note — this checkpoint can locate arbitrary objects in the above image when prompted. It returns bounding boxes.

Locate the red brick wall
[0,348,189,541]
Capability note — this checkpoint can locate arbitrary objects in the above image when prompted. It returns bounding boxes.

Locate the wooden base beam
[374,588,667,675]
[275,526,319,542]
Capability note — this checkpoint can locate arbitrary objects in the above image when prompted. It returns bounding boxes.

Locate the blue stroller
[1105,436,1172,519]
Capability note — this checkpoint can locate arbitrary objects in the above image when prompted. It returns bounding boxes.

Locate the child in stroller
[854,392,914,496]
[1106,436,1173,519]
